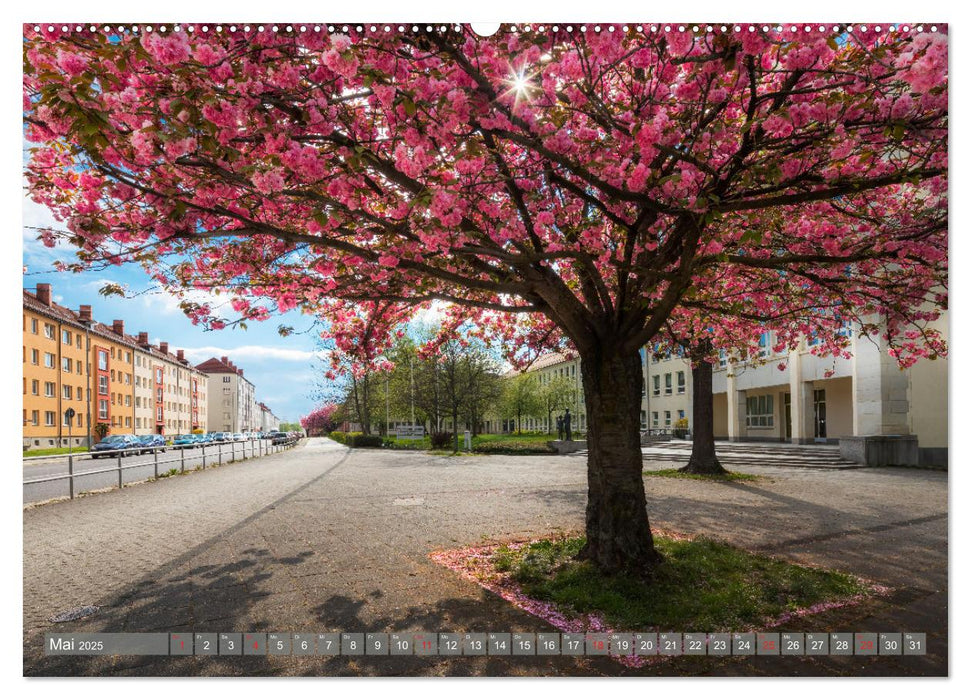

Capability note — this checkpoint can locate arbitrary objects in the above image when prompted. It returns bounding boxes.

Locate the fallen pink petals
[429,532,889,669]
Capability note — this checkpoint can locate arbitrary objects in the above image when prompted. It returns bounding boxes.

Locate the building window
[156,407,163,421]
[652,375,660,397]
[45,411,56,427]
[99,400,108,420]
[44,353,55,368]
[62,357,72,373]
[678,409,685,421]
[125,395,131,407]
[31,318,38,334]
[98,350,108,370]
[62,385,72,400]
[98,376,108,395]
[746,394,775,428]
[31,410,39,426]
[757,332,771,359]
[640,410,647,430]
[664,373,672,395]
[652,411,659,428]
[31,349,39,365]
[44,323,55,339]
[76,360,82,373]
[156,389,163,403]
[664,410,671,427]
[31,379,39,395]
[44,381,55,398]
[77,336,82,349]
[62,329,72,345]
[677,371,685,394]
[156,368,163,382]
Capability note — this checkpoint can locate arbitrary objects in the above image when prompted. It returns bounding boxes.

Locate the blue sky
[22,192,327,424]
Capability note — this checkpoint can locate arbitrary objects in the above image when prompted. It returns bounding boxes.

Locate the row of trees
[317,328,581,445]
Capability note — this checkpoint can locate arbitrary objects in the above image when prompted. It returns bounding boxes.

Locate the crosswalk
[571,440,861,470]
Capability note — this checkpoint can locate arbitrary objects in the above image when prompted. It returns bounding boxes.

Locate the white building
[196,356,258,433]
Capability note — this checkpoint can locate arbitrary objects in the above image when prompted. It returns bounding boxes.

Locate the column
[726,370,747,442]
[788,350,815,444]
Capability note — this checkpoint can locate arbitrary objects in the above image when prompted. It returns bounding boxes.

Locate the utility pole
[410,355,415,426]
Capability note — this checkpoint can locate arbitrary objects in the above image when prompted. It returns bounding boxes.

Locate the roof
[502,351,573,378]
[24,287,206,374]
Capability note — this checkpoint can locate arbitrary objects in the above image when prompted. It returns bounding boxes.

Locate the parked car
[196,433,214,445]
[232,433,244,442]
[173,434,197,449]
[135,434,165,454]
[268,431,289,445]
[211,432,231,443]
[90,434,140,458]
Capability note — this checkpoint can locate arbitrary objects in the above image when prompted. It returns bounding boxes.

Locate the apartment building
[23,283,209,449]
[196,356,259,433]
[257,402,281,432]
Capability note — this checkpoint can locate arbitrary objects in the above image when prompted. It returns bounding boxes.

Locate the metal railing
[23,437,300,499]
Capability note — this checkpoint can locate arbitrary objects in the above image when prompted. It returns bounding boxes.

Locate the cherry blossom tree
[301,403,339,436]
[23,24,947,574]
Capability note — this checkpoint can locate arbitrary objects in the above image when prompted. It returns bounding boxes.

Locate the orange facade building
[23,283,209,450]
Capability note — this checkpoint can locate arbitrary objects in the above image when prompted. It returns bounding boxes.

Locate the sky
[22,191,328,424]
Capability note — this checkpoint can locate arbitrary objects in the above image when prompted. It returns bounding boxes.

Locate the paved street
[24,437,947,676]
[23,440,283,504]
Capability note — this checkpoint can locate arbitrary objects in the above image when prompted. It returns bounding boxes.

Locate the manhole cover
[49,605,99,623]
[393,497,425,507]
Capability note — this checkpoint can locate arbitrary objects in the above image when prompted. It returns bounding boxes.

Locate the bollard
[180,447,185,473]
[117,451,123,489]
[68,453,74,500]
[218,442,222,465]
[232,440,236,462]
[202,444,207,469]
[153,447,159,479]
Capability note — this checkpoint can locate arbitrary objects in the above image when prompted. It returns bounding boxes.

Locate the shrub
[328,430,347,444]
[349,433,383,448]
[430,431,453,449]
[474,440,555,455]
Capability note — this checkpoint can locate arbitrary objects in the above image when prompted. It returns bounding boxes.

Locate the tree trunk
[578,348,663,575]
[681,358,727,474]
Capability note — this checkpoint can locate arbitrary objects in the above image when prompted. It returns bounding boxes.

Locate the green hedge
[328,431,382,448]
[473,440,555,455]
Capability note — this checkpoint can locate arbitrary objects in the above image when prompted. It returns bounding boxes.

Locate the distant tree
[301,404,339,436]
[500,373,544,434]
[541,375,576,435]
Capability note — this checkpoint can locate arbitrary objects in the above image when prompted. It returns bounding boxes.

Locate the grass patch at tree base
[644,468,759,482]
[488,535,873,632]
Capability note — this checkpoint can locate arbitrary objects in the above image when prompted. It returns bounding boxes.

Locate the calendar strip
[44,632,926,657]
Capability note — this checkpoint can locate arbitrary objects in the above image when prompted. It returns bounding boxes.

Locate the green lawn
[492,536,869,631]
[23,446,89,457]
[643,468,759,482]
[381,432,574,454]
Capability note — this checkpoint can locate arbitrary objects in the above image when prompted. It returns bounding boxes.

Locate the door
[783,392,792,440]
[813,389,827,439]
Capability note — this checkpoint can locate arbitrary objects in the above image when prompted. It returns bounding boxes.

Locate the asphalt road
[24,437,947,676]
[23,440,285,504]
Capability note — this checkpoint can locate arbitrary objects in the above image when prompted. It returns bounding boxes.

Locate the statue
[556,415,564,440]
[564,408,572,442]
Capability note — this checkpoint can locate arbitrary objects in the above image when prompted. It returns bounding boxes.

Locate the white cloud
[181,345,330,363]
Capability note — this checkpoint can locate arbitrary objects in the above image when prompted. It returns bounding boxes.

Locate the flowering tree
[301,404,340,436]
[23,24,947,573]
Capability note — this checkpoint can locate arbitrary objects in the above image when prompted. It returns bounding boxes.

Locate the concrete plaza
[23,438,947,676]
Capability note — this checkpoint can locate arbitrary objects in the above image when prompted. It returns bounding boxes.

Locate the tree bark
[578,348,663,575]
[680,358,727,474]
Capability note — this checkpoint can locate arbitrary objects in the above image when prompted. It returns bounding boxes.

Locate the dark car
[268,431,289,445]
[138,434,167,453]
[90,434,140,458]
